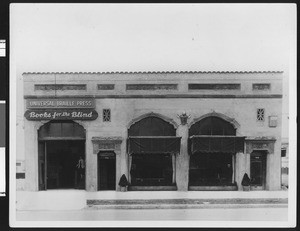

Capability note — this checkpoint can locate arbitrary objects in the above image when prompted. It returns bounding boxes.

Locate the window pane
[128,116,176,136]
[61,123,74,137]
[189,153,233,186]
[189,116,236,136]
[130,154,173,186]
[39,121,85,139]
[48,123,62,137]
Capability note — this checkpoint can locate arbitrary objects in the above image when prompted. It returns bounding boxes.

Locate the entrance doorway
[47,140,85,189]
[98,152,116,190]
[38,121,86,190]
[250,151,267,190]
[38,140,85,190]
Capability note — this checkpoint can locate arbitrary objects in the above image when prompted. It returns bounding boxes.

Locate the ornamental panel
[92,137,123,154]
[126,84,178,91]
[245,139,275,154]
[35,84,86,91]
[98,84,115,90]
[188,84,241,90]
[252,83,271,90]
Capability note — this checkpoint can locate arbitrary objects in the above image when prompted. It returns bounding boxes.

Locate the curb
[86,198,288,210]
[86,203,288,210]
[87,198,288,205]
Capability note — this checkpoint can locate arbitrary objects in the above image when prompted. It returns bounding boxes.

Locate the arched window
[189,116,236,136]
[127,116,179,188]
[128,116,176,137]
[38,120,85,140]
[188,116,244,190]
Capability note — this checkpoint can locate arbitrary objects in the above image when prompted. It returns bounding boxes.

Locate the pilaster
[25,121,46,191]
[176,125,189,191]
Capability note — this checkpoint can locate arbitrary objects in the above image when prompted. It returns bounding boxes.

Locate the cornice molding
[22,70,284,76]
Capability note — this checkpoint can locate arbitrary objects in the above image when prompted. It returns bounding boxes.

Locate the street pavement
[14,190,290,226]
[16,206,288,221]
[16,189,289,211]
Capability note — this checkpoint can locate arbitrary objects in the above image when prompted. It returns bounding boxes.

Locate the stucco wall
[19,72,283,191]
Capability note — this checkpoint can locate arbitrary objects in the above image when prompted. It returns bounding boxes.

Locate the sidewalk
[16,190,288,211]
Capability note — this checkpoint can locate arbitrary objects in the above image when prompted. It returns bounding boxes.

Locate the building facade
[17,71,283,192]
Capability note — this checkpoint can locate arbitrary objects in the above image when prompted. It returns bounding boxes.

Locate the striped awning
[189,135,245,154]
[128,136,181,155]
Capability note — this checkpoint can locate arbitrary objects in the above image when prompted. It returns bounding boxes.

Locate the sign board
[24,109,98,121]
[26,98,95,109]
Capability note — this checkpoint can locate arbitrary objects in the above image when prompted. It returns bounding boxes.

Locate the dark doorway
[38,121,86,190]
[98,152,116,190]
[250,151,267,189]
[45,140,85,189]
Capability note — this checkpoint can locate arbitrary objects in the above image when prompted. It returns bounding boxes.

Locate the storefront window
[130,154,173,186]
[128,116,178,187]
[189,153,233,186]
[189,116,237,188]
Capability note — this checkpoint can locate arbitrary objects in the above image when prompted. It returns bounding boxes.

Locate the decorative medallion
[177,112,191,125]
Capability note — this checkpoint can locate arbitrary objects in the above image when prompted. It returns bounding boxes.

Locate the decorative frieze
[253,83,271,90]
[126,84,178,91]
[98,84,115,90]
[35,84,86,91]
[188,84,241,90]
[245,138,276,154]
[92,137,123,154]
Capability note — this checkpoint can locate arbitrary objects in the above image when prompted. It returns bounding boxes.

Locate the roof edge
[22,71,284,75]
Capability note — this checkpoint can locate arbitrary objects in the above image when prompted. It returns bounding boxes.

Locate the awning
[189,135,245,154]
[128,136,181,155]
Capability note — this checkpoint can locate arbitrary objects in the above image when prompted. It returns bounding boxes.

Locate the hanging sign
[24,109,98,121]
[26,98,95,109]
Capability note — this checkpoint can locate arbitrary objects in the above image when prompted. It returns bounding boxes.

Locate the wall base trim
[128,186,177,191]
[188,186,238,191]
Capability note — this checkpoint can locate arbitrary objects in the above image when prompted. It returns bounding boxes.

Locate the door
[250,151,266,190]
[38,141,47,190]
[98,152,116,190]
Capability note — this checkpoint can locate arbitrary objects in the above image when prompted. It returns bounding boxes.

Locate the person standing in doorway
[76,156,85,189]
